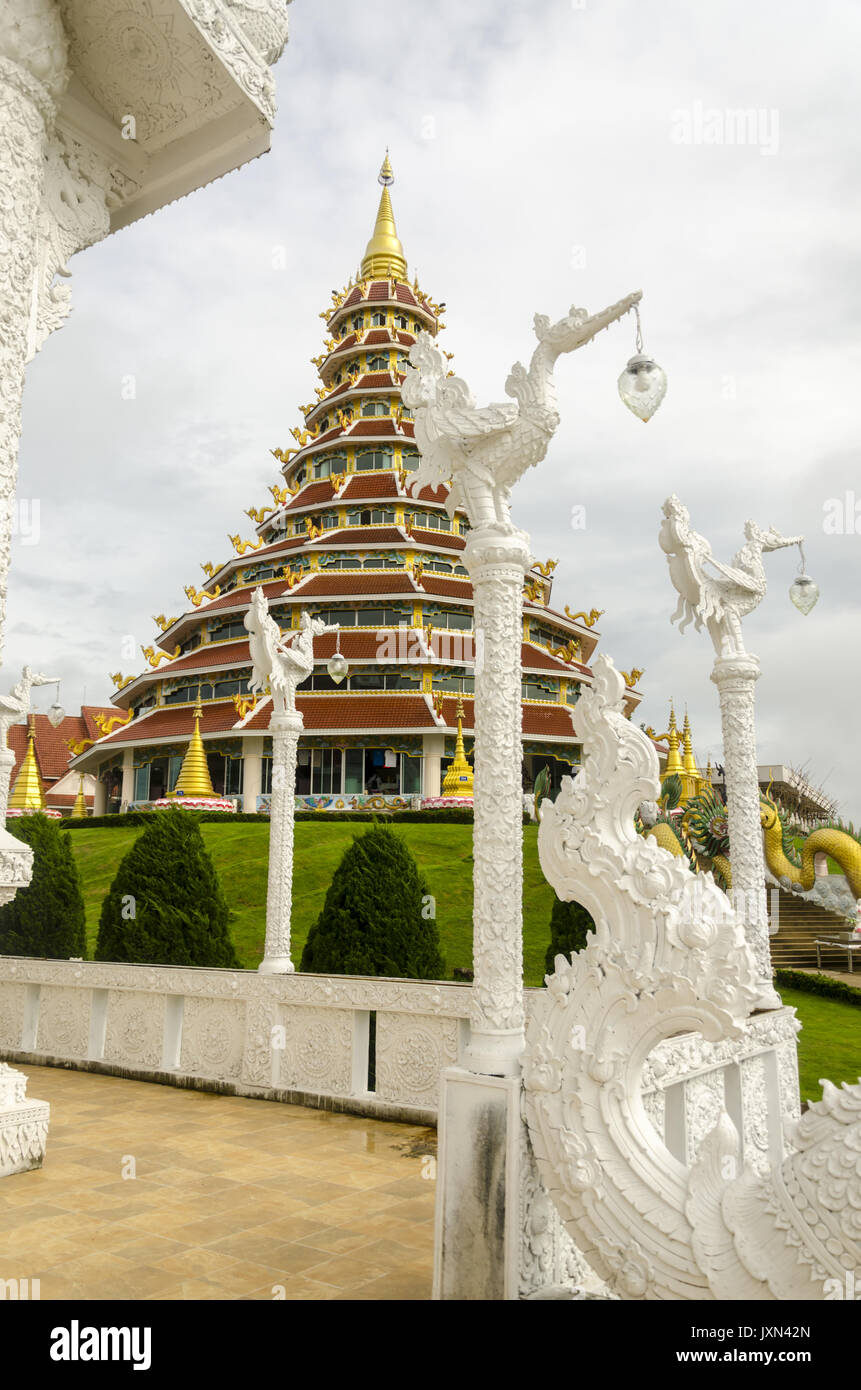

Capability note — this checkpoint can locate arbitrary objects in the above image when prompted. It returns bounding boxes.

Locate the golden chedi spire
[172,695,215,798]
[663,703,684,778]
[9,716,47,811]
[361,151,407,282]
[681,710,704,802]
[442,698,474,798]
[71,773,87,819]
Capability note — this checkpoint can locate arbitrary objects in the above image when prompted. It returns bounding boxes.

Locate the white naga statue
[660,495,802,659]
[524,656,861,1300]
[402,293,642,529]
[244,587,333,716]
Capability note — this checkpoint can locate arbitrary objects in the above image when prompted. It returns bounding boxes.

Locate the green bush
[775,968,861,1010]
[544,895,595,977]
[300,824,445,978]
[62,807,514,828]
[0,814,87,959]
[95,808,239,967]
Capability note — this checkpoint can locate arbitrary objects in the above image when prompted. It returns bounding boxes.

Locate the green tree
[300,824,445,978]
[0,814,87,959]
[544,895,595,976]
[95,809,239,967]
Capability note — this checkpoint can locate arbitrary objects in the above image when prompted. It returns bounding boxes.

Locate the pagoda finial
[172,693,215,799]
[663,701,684,778]
[9,716,46,812]
[442,697,474,798]
[361,152,407,282]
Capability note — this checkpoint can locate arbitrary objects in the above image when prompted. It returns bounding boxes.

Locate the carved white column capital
[0,1,68,115]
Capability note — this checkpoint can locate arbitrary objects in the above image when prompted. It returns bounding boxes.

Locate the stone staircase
[769,887,856,970]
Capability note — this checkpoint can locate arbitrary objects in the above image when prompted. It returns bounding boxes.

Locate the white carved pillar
[242,736,264,812]
[0,2,68,663]
[259,711,302,974]
[422,731,444,797]
[711,655,777,1003]
[462,528,530,1077]
[120,748,134,808]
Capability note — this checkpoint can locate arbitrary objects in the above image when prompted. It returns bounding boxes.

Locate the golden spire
[681,710,704,803]
[9,717,46,811]
[172,695,215,798]
[71,773,87,819]
[663,703,684,778]
[361,152,407,282]
[442,697,474,798]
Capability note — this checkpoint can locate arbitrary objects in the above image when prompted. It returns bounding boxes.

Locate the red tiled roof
[47,792,95,808]
[349,419,397,437]
[8,708,116,785]
[341,288,362,309]
[316,527,404,547]
[364,330,391,346]
[418,575,473,598]
[340,474,399,501]
[294,572,417,598]
[523,705,578,738]
[367,282,389,301]
[199,578,290,615]
[409,483,450,503]
[298,694,436,732]
[97,701,241,746]
[148,641,251,676]
[359,372,398,388]
[395,284,419,306]
[410,527,465,551]
[286,481,336,510]
[522,644,590,675]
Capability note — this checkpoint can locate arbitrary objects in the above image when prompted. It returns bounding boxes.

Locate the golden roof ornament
[361,152,407,282]
[9,717,46,812]
[663,703,684,777]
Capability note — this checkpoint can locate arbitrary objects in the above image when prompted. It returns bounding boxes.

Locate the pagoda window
[356,448,393,471]
[319,607,356,625]
[453,564,468,576]
[345,360,359,374]
[361,401,389,417]
[361,606,412,627]
[207,616,246,642]
[400,450,420,471]
[295,466,307,484]
[565,682,582,706]
[351,673,385,691]
[411,510,451,532]
[313,454,345,479]
[362,556,401,569]
[426,559,453,573]
[402,753,422,794]
[400,405,413,420]
[371,312,387,326]
[344,749,363,794]
[318,416,329,432]
[348,507,395,526]
[435,670,475,694]
[396,352,410,370]
[133,764,150,801]
[427,608,472,631]
[383,673,422,690]
[367,355,388,370]
[522,677,558,702]
[352,314,364,330]
[394,314,409,330]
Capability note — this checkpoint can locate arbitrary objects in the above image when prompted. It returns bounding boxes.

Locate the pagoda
[72,159,644,813]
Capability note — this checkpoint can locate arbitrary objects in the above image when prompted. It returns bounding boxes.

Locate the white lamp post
[244,588,341,974]
[659,495,817,1009]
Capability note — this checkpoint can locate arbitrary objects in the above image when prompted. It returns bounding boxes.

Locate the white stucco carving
[524,653,861,1300]
[660,495,801,1005]
[404,296,640,1077]
[0,1061,49,1177]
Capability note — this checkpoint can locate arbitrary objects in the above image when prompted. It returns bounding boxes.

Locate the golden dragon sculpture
[564,606,605,627]
[108,672,134,691]
[760,799,861,899]
[141,645,180,668]
[93,708,134,736]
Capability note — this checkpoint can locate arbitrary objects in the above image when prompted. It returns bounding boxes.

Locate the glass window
[367,355,388,370]
[371,312,386,326]
[133,765,149,801]
[400,450,419,470]
[401,753,422,793]
[356,449,392,471]
[394,314,409,330]
[362,401,389,417]
[345,749,363,794]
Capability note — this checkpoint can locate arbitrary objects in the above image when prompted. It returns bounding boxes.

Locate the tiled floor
[1,1065,436,1301]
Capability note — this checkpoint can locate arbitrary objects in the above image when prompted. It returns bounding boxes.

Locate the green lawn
[69,821,557,986]
[778,987,861,1103]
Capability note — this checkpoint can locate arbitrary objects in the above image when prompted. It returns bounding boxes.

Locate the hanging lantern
[618,304,667,423]
[326,630,348,685]
[47,682,65,728]
[789,542,819,616]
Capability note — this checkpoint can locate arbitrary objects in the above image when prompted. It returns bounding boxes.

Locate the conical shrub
[0,814,87,959]
[95,809,239,967]
[544,895,595,976]
[300,824,445,978]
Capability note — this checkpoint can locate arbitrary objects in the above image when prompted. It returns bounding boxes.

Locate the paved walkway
[0,1065,436,1300]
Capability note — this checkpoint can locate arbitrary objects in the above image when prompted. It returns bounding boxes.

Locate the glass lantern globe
[789,573,819,616]
[618,353,668,423]
[47,703,65,727]
[327,653,349,685]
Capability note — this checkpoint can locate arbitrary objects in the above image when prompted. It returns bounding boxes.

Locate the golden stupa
[171,695,215,798]
[663,704,684,779]
[361,152,407,281]
[70,773,88,819]
[441,698,474,798]
[8,717,47,811]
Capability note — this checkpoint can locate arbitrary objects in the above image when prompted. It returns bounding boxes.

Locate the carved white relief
[375,1012,458,1107]
[278,1004,353,1095]
[0,982,26,1048]
[36,984,91,1058]
[524,652,861,1300]
[103,988,165,1069]
[0,1064,49,1177]
[180,997,245,1080]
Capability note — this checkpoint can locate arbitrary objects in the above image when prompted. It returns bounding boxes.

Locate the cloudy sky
[13,0,861,815]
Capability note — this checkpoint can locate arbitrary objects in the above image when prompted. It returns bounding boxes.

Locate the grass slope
[779,986,861,1103]
[69,822,557,985]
